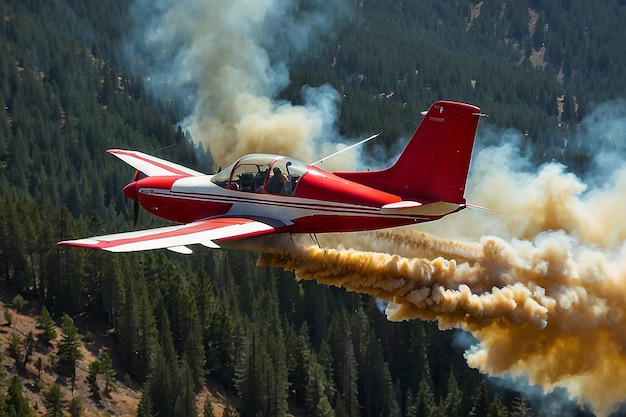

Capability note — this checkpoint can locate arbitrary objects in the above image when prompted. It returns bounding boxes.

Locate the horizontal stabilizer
[380,201,464,217]
[466,202,495,213]
[381,201,422,211]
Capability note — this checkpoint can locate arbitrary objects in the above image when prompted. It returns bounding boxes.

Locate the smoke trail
[126,0,352,170]
[259,101,626,416]
[259,231,626,416]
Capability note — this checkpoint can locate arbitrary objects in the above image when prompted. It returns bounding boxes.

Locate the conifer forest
[1,0,626,416]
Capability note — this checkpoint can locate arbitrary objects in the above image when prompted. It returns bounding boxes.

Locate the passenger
[266,167,287,194]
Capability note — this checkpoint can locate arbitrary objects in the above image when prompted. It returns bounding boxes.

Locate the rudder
[335,101,481,204]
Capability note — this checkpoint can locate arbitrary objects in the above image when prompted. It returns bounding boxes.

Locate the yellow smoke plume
[257,141,626,416]
[258,233,626,417]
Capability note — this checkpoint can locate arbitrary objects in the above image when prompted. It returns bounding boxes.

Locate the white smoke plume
[126,0,352,170]
[258,100,626,416]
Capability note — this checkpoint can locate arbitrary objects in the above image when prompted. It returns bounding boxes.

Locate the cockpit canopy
[211,154,307,195]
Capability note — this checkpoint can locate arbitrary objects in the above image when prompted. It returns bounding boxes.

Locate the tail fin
[335,101,481,204]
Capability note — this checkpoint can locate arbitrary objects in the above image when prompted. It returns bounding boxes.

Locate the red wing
[58,218,276,253]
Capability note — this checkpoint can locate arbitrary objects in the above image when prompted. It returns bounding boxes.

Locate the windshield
[211,154,307,195]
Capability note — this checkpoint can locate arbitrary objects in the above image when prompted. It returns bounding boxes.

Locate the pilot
[266,167,287,194]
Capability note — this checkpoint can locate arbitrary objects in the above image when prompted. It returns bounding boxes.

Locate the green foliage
[137,381,154,417]
[8,333,24,368]
[411,379,439,417]
[68,396,85,417]
[439,371,462,417]
[469,381,490,417]
[56,313,84,390]
[87,359,102,404]
[4,309,13,327]
[305,358,336,417]
[35,357,44,382]
[43,384,68,417]
[5,376,34,417]
[11,294,28,312]
[222,405,240,417]
[23,331,35,368]
[175,355,199,417]
[204,303,236,385]
[510,396,534,417]
[203,395,216,417]
[38,306,57,343]
[487,396,508,417]
[100,351,116,393]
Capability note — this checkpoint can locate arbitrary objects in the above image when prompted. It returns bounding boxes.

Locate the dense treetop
[0,0,624,416]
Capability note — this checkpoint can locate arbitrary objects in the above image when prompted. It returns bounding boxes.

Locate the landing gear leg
[310,233,321,248]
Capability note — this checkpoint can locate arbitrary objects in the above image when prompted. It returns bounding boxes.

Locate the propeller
[122,170,142,229]
[132,170,140,229]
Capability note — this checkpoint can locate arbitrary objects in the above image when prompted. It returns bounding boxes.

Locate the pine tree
[35,357,44,383]
[56,313,83,392]
[289,324,312,406]
[510,395,533,417]
[412,379,439,417]
[43,384,68,417]
[469,381,490,417]
[118,262,158,381]
[175,355,199,417]
[327,312,360,417]
[487,395,508,417]
[38,306,57,344]
[4,376,34,417]
[205,303,235,386]
[7,332,24,368]
[100,351,116,394]
[440,371,462,417]
[68,397,85,417]
[305,357,336,417]
[149,314,178,417]
[381,363,400,417]
[23,331,34,369]
[3,308,12,327]
[87,359,102,404]
[177,289,206,392]
[234,326,266,416]
[137,381,154,417]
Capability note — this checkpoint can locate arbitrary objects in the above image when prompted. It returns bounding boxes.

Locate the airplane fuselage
[132,164,460,239]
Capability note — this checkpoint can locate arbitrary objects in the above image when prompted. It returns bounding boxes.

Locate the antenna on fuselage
[311,132,382,166]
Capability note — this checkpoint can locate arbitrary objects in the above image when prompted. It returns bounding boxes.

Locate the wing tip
[58,239,104,250]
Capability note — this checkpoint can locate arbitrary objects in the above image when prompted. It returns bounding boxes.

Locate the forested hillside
[1,0,625,416]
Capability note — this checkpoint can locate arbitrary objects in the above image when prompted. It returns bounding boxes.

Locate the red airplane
[59,101,483,254]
